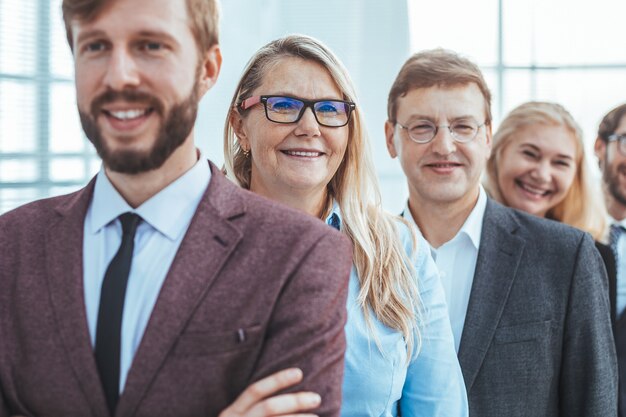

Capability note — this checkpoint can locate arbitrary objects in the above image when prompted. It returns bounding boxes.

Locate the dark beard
[605,163,626,207]
[79,84,199,174]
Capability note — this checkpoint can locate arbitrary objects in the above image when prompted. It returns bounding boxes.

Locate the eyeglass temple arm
[240,96,261,110]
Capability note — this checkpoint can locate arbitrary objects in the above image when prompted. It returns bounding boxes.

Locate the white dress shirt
[403,186,487,352]
[83,155,210,392]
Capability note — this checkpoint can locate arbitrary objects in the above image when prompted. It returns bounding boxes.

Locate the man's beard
[604,160,626,207]
[79,83,199,174]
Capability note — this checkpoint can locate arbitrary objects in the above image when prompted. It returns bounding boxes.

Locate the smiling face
[72,0,220,174]
[233,57,349,202]
[386,83,492,210]
[496,124,578,217]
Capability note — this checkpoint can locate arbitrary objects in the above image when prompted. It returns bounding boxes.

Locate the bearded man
[0,1,351,416]
[595,102,626,417]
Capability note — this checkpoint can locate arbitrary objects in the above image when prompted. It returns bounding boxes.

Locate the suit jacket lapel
[117,164,245,417]
[457,199,525,391]
[45,179,110,417]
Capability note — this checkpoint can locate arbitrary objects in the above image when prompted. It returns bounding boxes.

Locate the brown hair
[387,48,492,124]
[598,103,626,141]
[62,0,220,52]
[485,101,606,240]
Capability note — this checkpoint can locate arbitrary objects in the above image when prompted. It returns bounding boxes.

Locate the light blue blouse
[327,208,468,417]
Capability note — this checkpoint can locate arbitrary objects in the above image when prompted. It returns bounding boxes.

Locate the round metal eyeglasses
[396,119,487,144]
[240,95,356,128]
[608,133,626,156]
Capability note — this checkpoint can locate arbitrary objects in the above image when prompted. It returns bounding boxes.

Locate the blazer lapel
[457,199,525,391]
[45,179,110,417]
[117,164,245,417]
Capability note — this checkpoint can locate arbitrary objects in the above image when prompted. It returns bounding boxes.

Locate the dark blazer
[458,199,617,417]
[0,162,353,417]
[597,241,626,417]
[596,242,617,323]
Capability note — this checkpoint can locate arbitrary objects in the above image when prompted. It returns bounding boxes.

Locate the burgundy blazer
[0,162,352,417]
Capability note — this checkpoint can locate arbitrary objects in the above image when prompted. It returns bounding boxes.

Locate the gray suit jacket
[597,241,626,417]
[459,199,617,416]
[0,162,352,417]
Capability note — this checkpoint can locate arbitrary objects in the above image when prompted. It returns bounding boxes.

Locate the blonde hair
[485,101,606,240]
[224,34,422,358]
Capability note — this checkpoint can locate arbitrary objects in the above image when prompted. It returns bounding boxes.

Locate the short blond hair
[485,101,606,240]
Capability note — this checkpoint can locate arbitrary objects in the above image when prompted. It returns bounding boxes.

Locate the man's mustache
[90,89,164,116]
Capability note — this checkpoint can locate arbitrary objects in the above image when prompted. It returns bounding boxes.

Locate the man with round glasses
[385,48,617,417]
[595,102,626,417]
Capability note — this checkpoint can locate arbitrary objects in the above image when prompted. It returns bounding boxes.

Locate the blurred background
[1,0,625,214]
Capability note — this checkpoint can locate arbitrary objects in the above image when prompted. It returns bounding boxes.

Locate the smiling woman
[229,56,350,213]
[485,101,606,240]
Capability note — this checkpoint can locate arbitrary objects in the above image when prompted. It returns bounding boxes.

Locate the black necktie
[95,212,141,414]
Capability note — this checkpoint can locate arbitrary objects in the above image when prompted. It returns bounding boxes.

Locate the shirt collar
[324,201,342,227]
[402,200,417,226]
[460,185,487,249]
[609,215,626,229]
[89,152,211,240]
[403,185,487,250]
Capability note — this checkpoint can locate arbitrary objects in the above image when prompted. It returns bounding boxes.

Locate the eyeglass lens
[612,134,626,155]
[265,96,351,127]
[405,119,481,143]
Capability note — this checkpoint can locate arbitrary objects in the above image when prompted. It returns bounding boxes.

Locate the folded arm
[219,368,321,417]
[245,231,352,417]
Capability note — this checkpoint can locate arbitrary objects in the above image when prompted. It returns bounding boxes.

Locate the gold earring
[242,148,250,158]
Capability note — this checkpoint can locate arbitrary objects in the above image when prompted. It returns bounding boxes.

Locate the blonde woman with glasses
[220,34,467,417]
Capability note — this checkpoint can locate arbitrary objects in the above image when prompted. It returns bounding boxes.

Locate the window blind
[0,0,97,214]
